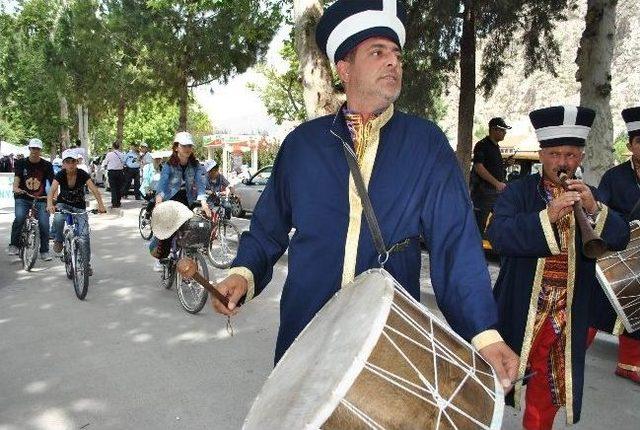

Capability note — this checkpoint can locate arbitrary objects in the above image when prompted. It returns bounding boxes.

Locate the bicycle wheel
[22,223,39,271]
[159,259,176,290]
[72,239,89,300]
[64,234,74,279]
[138,206,153,240]
[229,196,244,218]
[176,251,209,314]
[207,220,241,269]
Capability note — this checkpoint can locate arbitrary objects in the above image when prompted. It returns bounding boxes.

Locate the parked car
[229,165,272,217]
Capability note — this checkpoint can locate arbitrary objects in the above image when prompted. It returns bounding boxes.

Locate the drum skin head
[596,220,640,333]
[243,269,395,430]
[243,269,504,430]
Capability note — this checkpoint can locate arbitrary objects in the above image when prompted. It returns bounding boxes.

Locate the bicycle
[138,192,155,240]
[206,192,241,269]
[17,193,46,271]
[56,208,99,300]
[158,210,210,314]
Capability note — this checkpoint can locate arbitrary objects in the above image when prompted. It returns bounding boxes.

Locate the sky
[193,25,291,137]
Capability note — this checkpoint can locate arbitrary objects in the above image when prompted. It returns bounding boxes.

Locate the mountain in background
[439,1,639,147]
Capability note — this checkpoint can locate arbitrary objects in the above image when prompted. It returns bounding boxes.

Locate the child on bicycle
[204,160,229,209]
[47,149,107,275]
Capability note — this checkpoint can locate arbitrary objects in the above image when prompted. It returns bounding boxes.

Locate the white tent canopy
[0,141,29,156]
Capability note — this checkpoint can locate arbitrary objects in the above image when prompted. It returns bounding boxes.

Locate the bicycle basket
[177,216,212,249]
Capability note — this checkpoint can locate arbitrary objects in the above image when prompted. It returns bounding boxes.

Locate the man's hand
[211,274,248,316]
[565,179,598,214]
[495,182,507,192]
[547,191,580,223]
[478,341,519,392]
[47,204,56,215]
[97,203,107,213]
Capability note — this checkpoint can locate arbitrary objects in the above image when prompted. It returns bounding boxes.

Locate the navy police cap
[316,0,407,64]
[529,105,596,148]
[622,107,640,139]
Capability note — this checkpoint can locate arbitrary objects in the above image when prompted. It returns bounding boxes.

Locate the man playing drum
[588,106,640,384]
[212,0,518,390]
[487,106,630,430]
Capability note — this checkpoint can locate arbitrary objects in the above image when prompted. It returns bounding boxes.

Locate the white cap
[151,201,193,240]
[61,149,79,161]
[140,141,148,147]
[204,160,218,172]
[27,138,43,149]
[174,131,195,146]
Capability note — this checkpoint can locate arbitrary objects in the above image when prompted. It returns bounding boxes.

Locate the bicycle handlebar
[55,208,101,215]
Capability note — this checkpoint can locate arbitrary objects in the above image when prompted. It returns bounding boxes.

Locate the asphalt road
[0,192,637,429]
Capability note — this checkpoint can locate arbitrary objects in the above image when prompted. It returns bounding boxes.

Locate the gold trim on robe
[340,104,394,286]
[515,217,578,425]
[564,218,577,424]
[613,317,625,336]
[540,209,561,255]
[514,258,546,409]
[594,204,609,237]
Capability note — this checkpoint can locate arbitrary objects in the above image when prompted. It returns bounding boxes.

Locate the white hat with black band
[315,0,406,64]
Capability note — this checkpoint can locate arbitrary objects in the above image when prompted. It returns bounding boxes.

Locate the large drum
[243,269,504,430]
[596,220,640,333]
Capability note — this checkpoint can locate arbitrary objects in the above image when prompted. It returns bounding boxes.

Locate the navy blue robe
[233,108,499,363]
[487,173,629,424]
[592,160,640,339]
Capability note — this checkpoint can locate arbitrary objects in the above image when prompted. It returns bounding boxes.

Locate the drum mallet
[511,370,537,385]
[176,257,230,309]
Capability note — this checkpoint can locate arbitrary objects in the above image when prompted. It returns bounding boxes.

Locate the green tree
[399,0,576,180]
[90,95,212,158]
[248,40,306,125]
[613,132,629,164]
[576,0,617,184]
[128,0,282,130]
[0,1,70,149]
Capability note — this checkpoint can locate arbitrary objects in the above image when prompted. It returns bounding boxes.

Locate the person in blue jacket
[211,0,519,389]
[155,131,211,218]
[487,106,630,429]
[588,106,640,385]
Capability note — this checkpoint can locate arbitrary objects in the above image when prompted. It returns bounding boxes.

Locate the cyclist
[155,131,211,217]
[153,132,210,271]
[204,160,229,208]
[7,138,54,260]
[47,149,107,275]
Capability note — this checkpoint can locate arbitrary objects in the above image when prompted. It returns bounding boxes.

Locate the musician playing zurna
[212,0,519,388]
[487,106,630,430]
[588,106,640,384]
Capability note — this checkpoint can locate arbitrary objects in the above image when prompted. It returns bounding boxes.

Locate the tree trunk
[576,0,617,185]
[58,93,70,151]
[293,0,343,119]
[116,93,126,145]
[456,0,476,183]
[178,71,189,131]
[77,104,90,156]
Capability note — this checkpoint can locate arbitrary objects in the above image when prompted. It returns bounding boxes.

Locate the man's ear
[335,60,350,84]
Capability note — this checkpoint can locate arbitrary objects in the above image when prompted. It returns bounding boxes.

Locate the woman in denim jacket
[155,132,211,218]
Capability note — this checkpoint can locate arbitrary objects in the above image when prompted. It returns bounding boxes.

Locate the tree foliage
[90,95,212,157]
[248,40,306,125]
[129,0,283,128]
